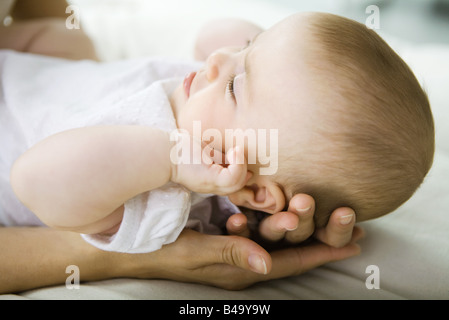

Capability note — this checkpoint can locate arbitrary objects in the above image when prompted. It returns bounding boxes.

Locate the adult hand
[0,195,362,293]
[131,227,362,290]
[226,194,362,249]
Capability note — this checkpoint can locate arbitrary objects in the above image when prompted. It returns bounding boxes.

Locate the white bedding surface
[1,0,448,300]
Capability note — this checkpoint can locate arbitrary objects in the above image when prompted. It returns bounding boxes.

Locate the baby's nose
[206,50,227,81]
[206,63,218,82]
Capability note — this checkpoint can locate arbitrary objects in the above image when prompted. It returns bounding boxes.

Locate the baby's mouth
[183,72,196,98]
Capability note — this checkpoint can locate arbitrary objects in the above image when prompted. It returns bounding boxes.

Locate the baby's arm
[10,126,172,234]
[194,18,263,61]
[10,126,248,234]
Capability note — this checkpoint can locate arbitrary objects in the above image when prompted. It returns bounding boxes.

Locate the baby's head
[275,12,435,227]
[172,12,435,226]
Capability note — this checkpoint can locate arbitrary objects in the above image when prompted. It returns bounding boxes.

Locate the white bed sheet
[1,0,448,300]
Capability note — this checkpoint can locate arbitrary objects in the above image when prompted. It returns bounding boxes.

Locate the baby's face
[170,13,319,174]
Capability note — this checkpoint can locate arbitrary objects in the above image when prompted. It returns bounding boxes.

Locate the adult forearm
[10,125,173,229]
[11,0,69,20]
[0,227,127,294]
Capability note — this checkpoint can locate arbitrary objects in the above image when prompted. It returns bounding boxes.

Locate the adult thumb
[210,234,272,275]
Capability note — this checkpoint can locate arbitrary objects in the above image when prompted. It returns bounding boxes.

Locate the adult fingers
[350,225,365,242]
[172,228,363,290]
[265,240,362,280]
[200,231,272,275]
[258,211,299,242]
[257,193,315,243]
[284,194,316,243]
[226,213,251,238]
[314,207,357,248]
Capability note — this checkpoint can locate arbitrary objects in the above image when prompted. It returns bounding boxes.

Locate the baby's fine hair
[278,13,435,227]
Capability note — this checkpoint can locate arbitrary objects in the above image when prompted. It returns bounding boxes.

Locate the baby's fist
[171,141,251,195]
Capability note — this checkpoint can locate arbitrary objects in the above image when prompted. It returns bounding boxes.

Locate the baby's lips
[183,72,196,98]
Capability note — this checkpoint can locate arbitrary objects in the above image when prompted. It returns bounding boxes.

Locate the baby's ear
[229,177,286,214]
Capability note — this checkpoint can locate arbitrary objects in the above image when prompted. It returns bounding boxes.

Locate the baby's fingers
[215,146,251,194]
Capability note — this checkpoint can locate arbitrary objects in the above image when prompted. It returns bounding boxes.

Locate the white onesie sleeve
[81,183,192,253]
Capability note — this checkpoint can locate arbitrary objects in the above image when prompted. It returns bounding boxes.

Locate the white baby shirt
[0,50,240,253]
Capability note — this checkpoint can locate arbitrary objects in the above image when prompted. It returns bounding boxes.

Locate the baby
[173,12,435,228]
[5,12,434,253]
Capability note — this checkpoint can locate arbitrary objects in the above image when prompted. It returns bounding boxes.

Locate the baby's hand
[170,134,251,195]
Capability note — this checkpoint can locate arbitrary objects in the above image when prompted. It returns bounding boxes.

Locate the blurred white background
[58,0,449,61]
[2,0,449,59]
[261,0,449,44]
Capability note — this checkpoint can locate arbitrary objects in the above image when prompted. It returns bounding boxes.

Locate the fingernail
[339,213,354,225]
[296,206,311,214]
[248,254,267,275]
